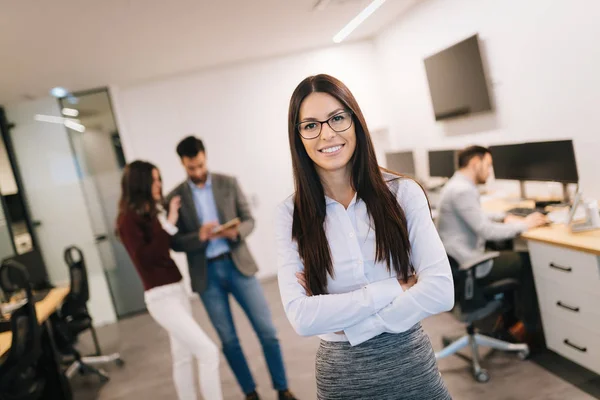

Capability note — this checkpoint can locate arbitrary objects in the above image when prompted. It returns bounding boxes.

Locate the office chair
[435,252,530,383]
[0,262,46,400]
[54,246,123,382]
[0,259,32,299]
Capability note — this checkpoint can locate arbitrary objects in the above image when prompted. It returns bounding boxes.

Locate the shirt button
[349,232,354,238]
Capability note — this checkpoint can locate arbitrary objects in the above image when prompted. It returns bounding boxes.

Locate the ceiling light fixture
[61,107,79,117]
[34,114,85,132]
[64,119,86,133]
[34,114,65,124]
[333,0,386,43]
[50,87,69,98]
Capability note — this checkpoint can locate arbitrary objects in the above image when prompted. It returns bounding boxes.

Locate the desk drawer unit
[537,278,600,336]
[528,241,600,375]
[528,242,600,293]
[543,314,600,375]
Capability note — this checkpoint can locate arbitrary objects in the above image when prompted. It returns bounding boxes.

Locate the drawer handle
[563,339,587,353]
[549,262,572,272]
[556,301,580,313]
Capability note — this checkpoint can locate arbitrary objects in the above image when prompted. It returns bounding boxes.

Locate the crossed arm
[276,182,455,346]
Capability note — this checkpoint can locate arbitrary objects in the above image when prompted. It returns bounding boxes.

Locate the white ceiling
[0,0,418,105]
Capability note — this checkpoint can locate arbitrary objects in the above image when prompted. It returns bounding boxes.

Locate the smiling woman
[276,74,454,399]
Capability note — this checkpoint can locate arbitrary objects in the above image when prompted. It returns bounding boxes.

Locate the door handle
[95,234,108,243]
[32,220,42,227]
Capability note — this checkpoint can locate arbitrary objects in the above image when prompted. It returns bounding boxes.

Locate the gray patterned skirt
[315,324,451,400]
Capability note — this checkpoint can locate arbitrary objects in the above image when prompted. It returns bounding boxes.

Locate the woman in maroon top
[116,160,223,400]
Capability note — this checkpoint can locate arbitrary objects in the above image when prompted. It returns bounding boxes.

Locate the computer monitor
[385,151,416,177]
[428,150,457,178]
[489,140,579,183]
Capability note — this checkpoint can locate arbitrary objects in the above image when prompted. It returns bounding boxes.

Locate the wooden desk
[482,197,600,375]
[0,286,70,356]
[522,224,600,256]
[482,198,535,213]
[480,197,600,255]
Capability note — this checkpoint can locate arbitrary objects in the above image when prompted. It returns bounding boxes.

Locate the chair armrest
[459,252,501,271]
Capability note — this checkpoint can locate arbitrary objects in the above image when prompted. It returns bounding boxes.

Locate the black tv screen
[424,34,492,121]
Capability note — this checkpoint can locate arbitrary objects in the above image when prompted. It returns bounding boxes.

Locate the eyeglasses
[296,111,353,140]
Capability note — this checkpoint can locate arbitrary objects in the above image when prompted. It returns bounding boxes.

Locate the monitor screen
[489,140,578,183]
[424,34,492,121]
[428,150,456,178]
[385,151,415,177]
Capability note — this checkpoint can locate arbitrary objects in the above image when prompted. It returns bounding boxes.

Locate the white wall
[375,0,600,199]
[113,41,386,278]
[5,98,117,326]
[0,140,18,195]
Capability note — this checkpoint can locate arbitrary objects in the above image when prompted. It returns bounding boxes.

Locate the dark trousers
[478,251,541,334]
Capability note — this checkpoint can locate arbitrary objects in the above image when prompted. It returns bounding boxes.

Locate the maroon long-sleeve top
[117,210,182,291]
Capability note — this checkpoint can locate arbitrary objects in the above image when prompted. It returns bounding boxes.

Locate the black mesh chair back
[0,274,45,399]
[448,255,495,315]
[0,259,32,297]
[64,246,90,305]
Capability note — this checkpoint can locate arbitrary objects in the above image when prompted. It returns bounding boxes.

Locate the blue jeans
[200,257,288,394]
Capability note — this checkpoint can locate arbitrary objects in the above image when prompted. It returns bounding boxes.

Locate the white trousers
[145,281,223,400]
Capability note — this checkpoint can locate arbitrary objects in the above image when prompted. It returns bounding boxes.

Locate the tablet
[212,218,241,234]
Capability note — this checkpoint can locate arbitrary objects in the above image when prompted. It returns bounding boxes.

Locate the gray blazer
[166,173,258,293]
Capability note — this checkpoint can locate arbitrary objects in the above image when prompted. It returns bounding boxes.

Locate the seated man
[436,146,547,342]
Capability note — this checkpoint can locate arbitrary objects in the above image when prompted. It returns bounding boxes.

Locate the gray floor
[71,278,596,400]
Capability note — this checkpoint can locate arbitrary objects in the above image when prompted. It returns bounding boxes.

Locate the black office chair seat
[55,246,123,383]
[436,253,529,383]
[482,278,519,296]
[65,316,93,336]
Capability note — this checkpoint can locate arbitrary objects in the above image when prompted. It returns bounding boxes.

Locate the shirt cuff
[366,277,403,311]
[161,221,179,236]
[514,221,528,234]
[345,313,385,346]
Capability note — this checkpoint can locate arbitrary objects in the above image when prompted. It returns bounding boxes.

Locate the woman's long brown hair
[116,160,161,229]
[287,74,412,295]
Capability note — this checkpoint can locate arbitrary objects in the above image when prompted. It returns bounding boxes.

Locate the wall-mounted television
[424,34,492,121]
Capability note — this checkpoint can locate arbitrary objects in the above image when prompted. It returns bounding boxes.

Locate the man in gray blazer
[436,145,547,342]
[167,136,296,400]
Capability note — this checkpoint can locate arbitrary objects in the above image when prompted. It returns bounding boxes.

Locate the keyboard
[507,207,549,217]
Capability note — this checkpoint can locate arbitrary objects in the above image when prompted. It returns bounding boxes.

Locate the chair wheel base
[517,349,530,360]
[474,369,490,383]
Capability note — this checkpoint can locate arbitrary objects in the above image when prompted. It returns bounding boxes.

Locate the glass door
[59,89,145,318]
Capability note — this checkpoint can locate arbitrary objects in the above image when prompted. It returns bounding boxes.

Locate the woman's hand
[398,275,417,291]
[167,196,181,225]
[295,272,312,296]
